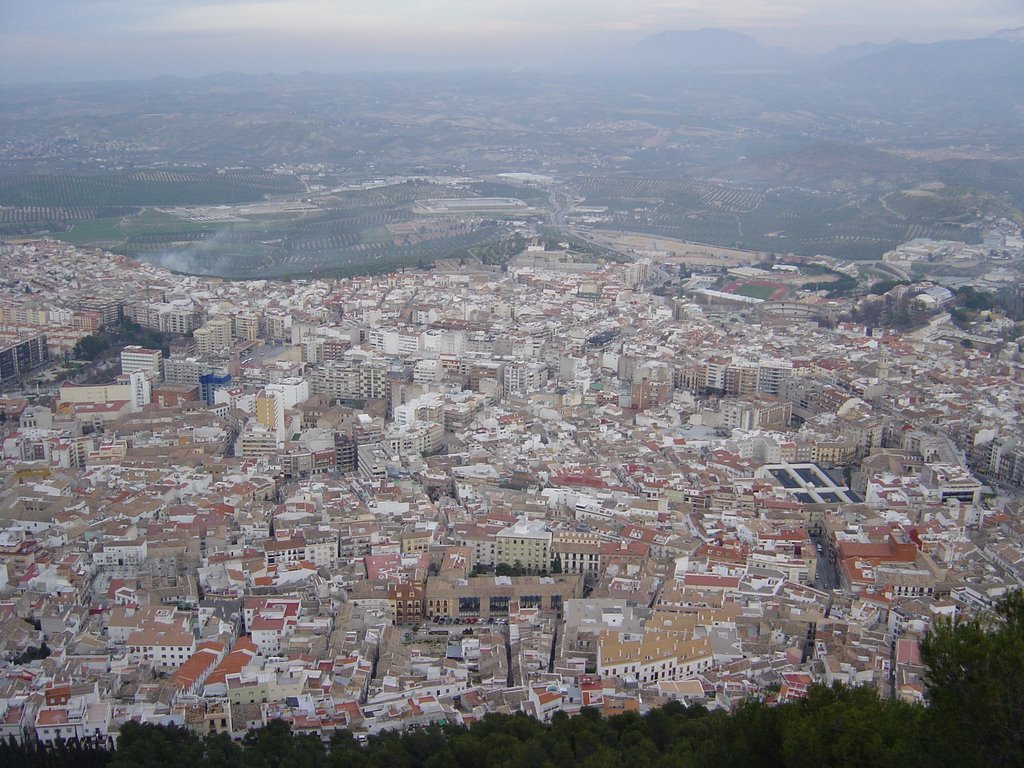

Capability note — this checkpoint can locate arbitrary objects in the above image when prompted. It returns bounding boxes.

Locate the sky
[0,0,1020,82]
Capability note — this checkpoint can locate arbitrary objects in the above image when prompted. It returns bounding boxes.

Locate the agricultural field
[0,169,304,208]
[0,204,139,238]
[579,231,756,266]
[28,180,530,279]
[59,217,129,246]
[568,175,988,260]
[3,71,1020,278]
[879,186,1022,225]
[0,168,305,239]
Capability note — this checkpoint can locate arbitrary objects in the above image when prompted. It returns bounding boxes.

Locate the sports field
[723,280,789,300]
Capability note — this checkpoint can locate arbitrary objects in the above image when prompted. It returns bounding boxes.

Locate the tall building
[311,359,388,401]
[166,357,232,404]
[120,345,163,380]
[233,313,260,342]
[193,317,234,358]
[199,371,231,405]
[0,334,48,384]
[255,389,286,443]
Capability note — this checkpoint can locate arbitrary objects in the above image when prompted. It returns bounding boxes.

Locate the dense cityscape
[2,1,1024,761]
[0,225,1022,746]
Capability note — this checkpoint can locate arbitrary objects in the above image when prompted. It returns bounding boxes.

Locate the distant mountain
[990,27,1024,42]
[608,28,1024,84]
[622,29,802,71]
[808,39,909,69]
[829,37,1024,97]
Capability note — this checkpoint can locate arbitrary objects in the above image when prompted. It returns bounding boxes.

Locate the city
[0,229,1022,744]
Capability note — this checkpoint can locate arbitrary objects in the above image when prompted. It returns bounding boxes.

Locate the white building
[120,345,163,380]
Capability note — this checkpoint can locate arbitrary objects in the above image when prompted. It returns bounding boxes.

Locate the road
[809,529,841,591]
[547,189,574,228]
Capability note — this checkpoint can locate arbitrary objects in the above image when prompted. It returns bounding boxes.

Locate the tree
[920,590,1024,767]
[110,722,204,768]
[73,334,108,361]
[201,732,244,768]
[13,641,50,665]
[495,562,526,577]
[242,718,295,768]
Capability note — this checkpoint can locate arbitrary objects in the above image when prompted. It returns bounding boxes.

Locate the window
[490,596,510,615]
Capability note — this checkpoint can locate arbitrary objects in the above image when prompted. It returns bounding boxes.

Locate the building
[921,463,983,505]
[425,573,583,619]
[0,334,48,384]
[193,317,234,358]
[312,359,388,401]
[120,345,163,380]
[551,531,602,576]
[127,624,197,672]
[57,371,150,412]
[495,519,552,573]
[255,390,287,443]
[720,394,792,432]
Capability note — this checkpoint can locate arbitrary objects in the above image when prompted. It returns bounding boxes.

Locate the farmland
[566,175,990,261]
[1,70,1021,276]
[578,231,757,267]
[0,169,303,209]
[0,168,305,241]
[31,181,526,279]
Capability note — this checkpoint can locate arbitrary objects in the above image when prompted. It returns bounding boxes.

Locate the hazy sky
[1,0,1019,82]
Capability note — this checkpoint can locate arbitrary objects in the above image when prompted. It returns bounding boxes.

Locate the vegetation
[0,170,303,209]
[919,590,1024,767]
[449,232,528,266]
[0,735,111,768]
[850,289,937,331]
[12,642,50,665]
[950,285,1024,330]
[956,285,995,312]
[495,561,527,577]
[794,263,858,297]
[1,592,1021,768]
[72,317,175,361]
[576,176,984,262]
[867,279,908,295]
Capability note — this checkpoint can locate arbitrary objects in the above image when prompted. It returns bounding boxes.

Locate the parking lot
[401,616,509,646]
[428,615,507,627]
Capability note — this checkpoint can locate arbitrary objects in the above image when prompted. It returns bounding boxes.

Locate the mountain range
[617,26,1024,76]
